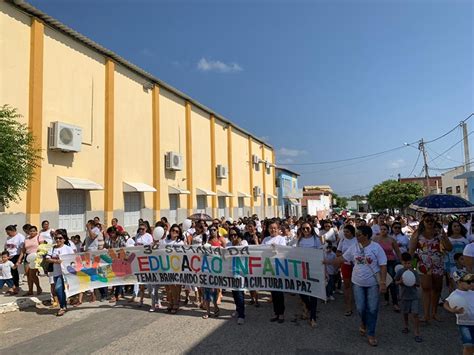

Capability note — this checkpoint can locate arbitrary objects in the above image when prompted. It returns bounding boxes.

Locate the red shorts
[341,263,353,280]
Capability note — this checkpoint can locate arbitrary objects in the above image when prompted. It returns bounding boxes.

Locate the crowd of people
[2,212,474,352]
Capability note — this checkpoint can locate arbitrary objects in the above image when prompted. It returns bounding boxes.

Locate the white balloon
[26,253,37,269]
[402,270,416,287]
[153,226,165,240]
[448,293,467,312]
[182,219,192,231]
[394,264,404,274]
[228,217,234,223]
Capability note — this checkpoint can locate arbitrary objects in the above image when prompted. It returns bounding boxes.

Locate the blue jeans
[54,275,67,309]
[353,284,380,337]
[326,274,336,297]
[232,290,245,319]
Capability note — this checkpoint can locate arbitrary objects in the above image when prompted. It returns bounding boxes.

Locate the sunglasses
[302,227,311,231]
[171,229,179,233]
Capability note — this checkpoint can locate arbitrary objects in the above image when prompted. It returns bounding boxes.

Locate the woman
[296,221,321,327]
[337,224,358,316]
[319,220,338,245]
[374,223,401,312]
[105,226,127,303]
[243,220,261,307]
[229,228,246,325]
[409,213,453,322]
[46,229,75,316]
[163,224,185,314]
[185,222,207,306]
[39,220,54,244]
[208,227,226,247]
[445,220,469,291]
[326,225,388,347]
[262,220,287,323]
[280,223,294,246]
[134,223,154,305]
[391,222,409,254]
[17,226,43,295]
[4,225,25,293]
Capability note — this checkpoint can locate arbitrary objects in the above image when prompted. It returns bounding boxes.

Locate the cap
[453,270,474,282]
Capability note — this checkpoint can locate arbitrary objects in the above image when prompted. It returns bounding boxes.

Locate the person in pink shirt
[18,225,44,295]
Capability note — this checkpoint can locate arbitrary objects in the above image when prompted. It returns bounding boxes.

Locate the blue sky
[28,0,473,196]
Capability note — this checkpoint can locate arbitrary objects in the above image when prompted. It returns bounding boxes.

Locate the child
[325,243,337,301]
[0,251,17,295]
[201,287,219,319]
[394,252,422,343]
[449,253,466,292]
[444,271,474,355]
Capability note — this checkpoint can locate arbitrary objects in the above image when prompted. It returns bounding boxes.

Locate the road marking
[3,327,22,334]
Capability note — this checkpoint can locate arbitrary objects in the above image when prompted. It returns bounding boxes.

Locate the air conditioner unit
[252,154,260,165]
[49,122,82,152]
[165,152,183,171]
[216,165,228,179]
[253,186,262,197]
[265,161,271,170]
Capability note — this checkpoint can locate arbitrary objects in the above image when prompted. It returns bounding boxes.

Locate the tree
[0,105,41,207]
[350,194,368,202]
[332,193,348,208]
[368,179,423,211]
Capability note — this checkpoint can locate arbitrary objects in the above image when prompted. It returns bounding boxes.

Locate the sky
[28,0,474,196]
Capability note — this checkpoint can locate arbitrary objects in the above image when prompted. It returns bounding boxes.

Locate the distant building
[441,166,467,198]
[399,176,442,195]
[275,167,302,218]
[302,185,333,219]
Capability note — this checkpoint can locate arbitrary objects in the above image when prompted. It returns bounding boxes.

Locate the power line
[428,131,474,164]
[426,146,463,164]
[424,113,474,144]
[407,149,421,177]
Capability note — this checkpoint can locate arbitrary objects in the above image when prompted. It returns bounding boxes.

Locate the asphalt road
[0,290,460,354]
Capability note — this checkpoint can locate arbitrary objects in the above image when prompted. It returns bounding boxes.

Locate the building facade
[0,1,277,236]
[301,186,333,219]
[399,176,442,195]
[275,167,302,218]
[441,166,467,198]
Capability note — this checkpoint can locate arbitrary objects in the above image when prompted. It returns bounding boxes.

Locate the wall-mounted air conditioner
[165,152,183,171]
[216,165,228,179]
[252,154,260,165]
[253,186,262,197]
[49,122,82,152]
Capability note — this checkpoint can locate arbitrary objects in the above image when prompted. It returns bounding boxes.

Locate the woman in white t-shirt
[46,229,75,316]
[164,224,185,313]
[326,225,388,347]
[4,225,25,291]
[39,220,54,245]
[319,220,338,245]
[337,224,358,316]
[296,221,322,327]
[445,221,470,291]
[262,221,287,323]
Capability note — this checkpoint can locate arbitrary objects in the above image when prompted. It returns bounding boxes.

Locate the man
[111,218,124,233]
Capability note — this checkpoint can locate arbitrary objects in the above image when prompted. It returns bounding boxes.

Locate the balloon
[153,226,165,240]
[402,270,416,287]
[394,264,404,274]
[182,219,192,231]
[228,217,234,223]
[26,253,37,269]
[448,293,467,312]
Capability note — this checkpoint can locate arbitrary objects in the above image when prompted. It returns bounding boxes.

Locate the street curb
[0,295,49,314]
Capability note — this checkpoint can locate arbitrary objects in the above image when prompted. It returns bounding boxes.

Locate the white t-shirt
[135,233,153,246]
[337,236,358,254]
[371,224,381,237]
[0,260,15,279]
[297,236,322,249]
[463,243,474,257]
[125,238,136,247]
[343,241,387,287]
[261,235,287,246]
[84,227,101,251]
[164,238,185,246]
[4,234,25,257]
[320,228,337,244]
[48,245,75,277]
[393,234,410,254]
[226,239,249,247]
[445,290,474,325]
[39,230,54,244]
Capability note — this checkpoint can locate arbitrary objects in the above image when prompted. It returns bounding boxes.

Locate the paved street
[0,288,460,355]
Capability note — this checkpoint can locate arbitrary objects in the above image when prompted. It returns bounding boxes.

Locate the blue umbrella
[408,194,474,214]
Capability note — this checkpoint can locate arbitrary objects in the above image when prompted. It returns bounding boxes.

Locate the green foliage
[0,105,41,207]
[350,194,367,202]
[368,179,423,211]
[332,193,348,208]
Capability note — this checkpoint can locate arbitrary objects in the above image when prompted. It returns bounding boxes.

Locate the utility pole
[461,121,471,172]
[419,139,430,195]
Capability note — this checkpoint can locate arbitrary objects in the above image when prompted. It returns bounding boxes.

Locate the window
[218,196,226,218]
[267,198,272,207]
[238,197,244,217]
[124,192,141,227]
[456,186,461,194]
[58,190,85,232]
[446,187,453,194]
[169,194,180,224]
[196,195,207,212]
[266,166,271,175]
[275,179,281,188]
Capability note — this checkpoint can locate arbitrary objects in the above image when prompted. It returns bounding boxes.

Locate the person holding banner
[164,224,185,314]
[229,227,246,325]
[325,225,387,347]
[46,229,75,317]
[262,220,287,323]
[296,221,322,328]
[244,220,261,307]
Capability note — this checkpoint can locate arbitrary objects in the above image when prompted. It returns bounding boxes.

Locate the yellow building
[0,1,277,235]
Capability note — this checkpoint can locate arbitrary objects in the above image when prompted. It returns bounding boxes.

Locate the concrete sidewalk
[0,274,51,314]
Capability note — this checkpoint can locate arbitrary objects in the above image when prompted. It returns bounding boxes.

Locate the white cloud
[197,58,243,73]
[277,147,308,158]
[388,158,406,169]
[140,48,154,57]
[278,158,295,164]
